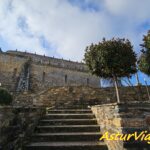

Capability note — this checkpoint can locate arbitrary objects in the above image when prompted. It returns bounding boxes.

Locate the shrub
[0,88,13,105]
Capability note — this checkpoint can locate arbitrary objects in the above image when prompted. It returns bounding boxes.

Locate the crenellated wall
[0,51,100,92]
[6,50,88,72]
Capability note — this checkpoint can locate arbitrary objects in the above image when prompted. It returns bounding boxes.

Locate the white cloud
[104,0,150,20]
[0,0,150,61]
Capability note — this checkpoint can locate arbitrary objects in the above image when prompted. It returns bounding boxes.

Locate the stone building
[0,50,100,92]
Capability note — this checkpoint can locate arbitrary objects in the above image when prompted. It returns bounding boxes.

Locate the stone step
[39,119,97,125]
[122,127,149,134]
[44,113,95,119]
[31,132,101,142]
[73,102,97,105]
[47,109,92,114]
[55,106,89,109]
[70,102,100,106]
[25,141,108,150]
[24,107,108,150]
[124,141,150,149]
[56,104,89,108]
[36,125,100,133]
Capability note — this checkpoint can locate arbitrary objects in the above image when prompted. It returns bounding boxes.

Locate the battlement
[0,51,100,92]
[6,50,88,72]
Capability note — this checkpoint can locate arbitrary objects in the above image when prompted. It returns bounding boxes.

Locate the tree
[84,38,137,103]
[138,30,150,76]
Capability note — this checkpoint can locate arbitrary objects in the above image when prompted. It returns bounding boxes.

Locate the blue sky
[0,0,150,85]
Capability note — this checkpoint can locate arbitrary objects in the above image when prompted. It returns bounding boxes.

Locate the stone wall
[6,50,88,72]
[0,106,45,150]
[32,86,150,107]
[0,53,26,91]
[13,92,35,106]
[92,102,150,150]
[0,51,100,93]
[30,64,99,92]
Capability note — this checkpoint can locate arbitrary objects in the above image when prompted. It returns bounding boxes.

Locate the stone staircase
[24,108,108,150]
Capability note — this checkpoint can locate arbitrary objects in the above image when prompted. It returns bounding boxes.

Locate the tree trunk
[144,80,150,101]
[113,76,120,103]
[135,73,140,86]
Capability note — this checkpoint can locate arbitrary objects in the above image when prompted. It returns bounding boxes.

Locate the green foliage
[138,30,150,76]
[84,38,137,79]
[138,54,150,76]
[141,30,150,51]
[0,88,13,105]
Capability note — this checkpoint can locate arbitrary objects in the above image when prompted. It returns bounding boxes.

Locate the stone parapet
[32,86,150,107]
[91,102,150,150]
[0,106,45,150]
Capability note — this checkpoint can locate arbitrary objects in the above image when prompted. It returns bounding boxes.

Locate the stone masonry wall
[32,86,150,107]
[6,50,88,72]
[0,51,100,93]
[0,106,45,150]
[0,53,26,91]
[30,63,99,92]
[92,102,150,150]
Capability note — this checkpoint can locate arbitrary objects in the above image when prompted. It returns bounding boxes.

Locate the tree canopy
[138,53,150,76]
[138,30,150,76]
[141,30,150,51]
[84,38,137,79]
